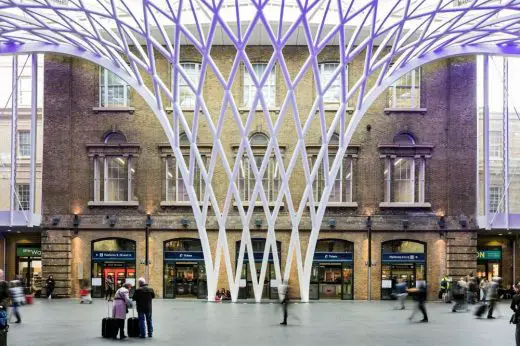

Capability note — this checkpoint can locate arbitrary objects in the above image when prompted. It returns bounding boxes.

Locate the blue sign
[241,252,276,262]
[313,252,353,262]
[92,251,135,262]
[382,253,425,263]
[164,251,204,261]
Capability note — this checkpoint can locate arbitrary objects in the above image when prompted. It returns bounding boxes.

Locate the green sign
[477,249,501,261]
[16,247,41,257]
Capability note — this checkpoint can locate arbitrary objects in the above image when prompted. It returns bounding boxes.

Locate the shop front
[477,248,502,281]
[236,239,281,300]
[381,240,426,300]
[15,245,42,292]
[310,239,354,300]
[91,238,136,298]
[163,238,207,299]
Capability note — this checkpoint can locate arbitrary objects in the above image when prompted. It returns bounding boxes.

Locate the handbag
[510,313,518,324]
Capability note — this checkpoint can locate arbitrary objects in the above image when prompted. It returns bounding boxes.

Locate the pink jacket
[112,287,129,320]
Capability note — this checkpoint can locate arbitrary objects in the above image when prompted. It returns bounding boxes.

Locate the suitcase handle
[106,300,113,318]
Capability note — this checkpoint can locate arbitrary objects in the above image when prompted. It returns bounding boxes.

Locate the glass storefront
[236,239,281,300]
[477,247,502,281]
[91,238,136,298]
[16,245,42,293]
[310,239,354,300]
[163,238,207,299]
[381,240,426,300]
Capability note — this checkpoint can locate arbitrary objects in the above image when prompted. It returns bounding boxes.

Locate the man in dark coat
[132,277,155,338]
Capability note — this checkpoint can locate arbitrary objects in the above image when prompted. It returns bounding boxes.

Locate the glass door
[309,264,319,300]
[197,264,207,299]
[319,264,342,299]
[164,263,176,298]
[341,263,353,300]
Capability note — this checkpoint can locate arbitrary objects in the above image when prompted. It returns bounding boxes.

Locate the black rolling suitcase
[102,301,118,338]
[475,303,488,318]
[127,305,139,338]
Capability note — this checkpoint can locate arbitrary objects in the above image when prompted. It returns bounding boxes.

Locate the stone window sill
[379,202,431,209]
[384,108,427,115]
[92,106,135,114]
[233,201,278,208]
[88,201,139,207]
[160,201,204,207]
[318,105,355,113]
[165,107,200,114]
[307,202,358,208]
[238,107,281,114]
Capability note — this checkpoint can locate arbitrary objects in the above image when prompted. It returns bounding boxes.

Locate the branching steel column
[9,55,18,226]
[484,55,490,229]
[29,53,38,226]
[503,57,509,228]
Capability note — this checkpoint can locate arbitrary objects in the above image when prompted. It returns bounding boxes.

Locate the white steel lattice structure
[1,0,520,301]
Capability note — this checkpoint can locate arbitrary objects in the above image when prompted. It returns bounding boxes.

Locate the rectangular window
[490,130,502,158]
[384,157,426,204]
[489,186,503,213]
[319,63,343,104]
[178,62,201,108]
[165,155,204,202]
[392,158,414,203]
[99,68,130,107]
[16,184,30,211]
[93,156,134,202]
[312,155,353,204]
[388,68,421,109]
[243,63,276,108]
[237,155,279,203]
[18,75,32,107]
[18,131,31,157]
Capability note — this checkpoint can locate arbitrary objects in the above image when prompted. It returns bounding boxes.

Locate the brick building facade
[41,48,478,300]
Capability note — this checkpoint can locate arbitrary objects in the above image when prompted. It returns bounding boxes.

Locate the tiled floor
[8,299,517,345]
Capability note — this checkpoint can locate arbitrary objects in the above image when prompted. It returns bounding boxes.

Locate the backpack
[0,309,8,329]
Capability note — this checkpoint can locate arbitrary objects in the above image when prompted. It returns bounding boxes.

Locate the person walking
[105,275,115,301]
[480,278,488,302]
[409,282,428,323]
[394,279,408,310]
[45,275,55,300]
[487,277,499,319]
[510,284,520,345]
[112,283,132,340]
[132,278,155,338]
[439,275,449,300]
[279,282,289,325]
[452,277,468,312]
[8,279,24,324]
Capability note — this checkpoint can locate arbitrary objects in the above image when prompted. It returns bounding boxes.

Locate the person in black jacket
[510,284,520,345]
[409,282,428,323]
[132,277,155,338]
[45,275,55,300]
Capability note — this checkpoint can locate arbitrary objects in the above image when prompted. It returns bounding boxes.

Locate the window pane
[101,69,129,107]
[18,76,32,106]
[319,63,341,103]
[344,157,352,202]
[166,157,175,201]
[243,63,275,108]
[388,69,420,108]
[179,63,200,108]
[16,184,30,211]
[106,157,128,201]
[18,131,31,157]
[489,186,503,213]
[392,158,414,202]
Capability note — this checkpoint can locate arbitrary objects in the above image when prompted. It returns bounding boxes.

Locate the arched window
[164,238,202,252]
[382,132,426,205]
[382,240,425,253]
[237,133,280,203]
[315,239,354,252]
[93,238,136,252]
[104,131,127,144]
[312,132,353,204]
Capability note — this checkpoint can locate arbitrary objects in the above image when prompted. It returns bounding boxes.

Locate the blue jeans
[138,312,153,337]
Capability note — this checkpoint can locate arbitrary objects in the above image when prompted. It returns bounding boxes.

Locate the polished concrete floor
[7,298,517,345]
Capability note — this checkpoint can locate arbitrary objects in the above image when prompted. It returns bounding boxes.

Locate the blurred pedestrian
[480,278,488,302]
[394,279,408,310]
[439,275,449,300]
[510,283,520,345]
[0,271,8,331]
[8,279,24,324]
[452,277,468,312]
[468,273,477,305]
[487,277,500,319]
[408,282,428,323]
[279,281,289,325]
[112,282,132,340]
[132,277,155,338]
[105,275,115,301]
[45,275,55,300]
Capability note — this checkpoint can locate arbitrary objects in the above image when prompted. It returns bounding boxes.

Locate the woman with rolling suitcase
[112,283,132,340]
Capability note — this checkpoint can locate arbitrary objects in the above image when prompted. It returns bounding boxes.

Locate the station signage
[313,252,353,262]
[92,251,135,261]
[382,253,425,263]
[477,249,501,261]
[16,247,41,257]
[241,252,276,263]
[164,251,204,261]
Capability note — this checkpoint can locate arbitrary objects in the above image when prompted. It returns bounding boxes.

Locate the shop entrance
[477,248,502,281]
[381,240,426,300]
[91,238,136,298]
[310,239,354,300]
[236,239,281,300]
[163,238,207,299]
[15,245,42,292]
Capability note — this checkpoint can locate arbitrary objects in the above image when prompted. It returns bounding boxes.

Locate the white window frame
[388,68,421,109]
[17,130,31,158]
[93,156,134,202]
[383,157,426,204]
[312,155,353,204]
[489,186,503,213]
[16,183,30,211]
[177,62,201,109]
[165,155,205,203]
[99,68,129,107]
[243,63,276,108]
[318,62,345,104]
[489,130,502,159]
[237,155,280,204]
[18,75,32,107]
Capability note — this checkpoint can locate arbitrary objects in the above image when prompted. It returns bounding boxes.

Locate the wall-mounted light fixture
[52,216,61,226]
[73,214,80,227]
[328,219,336,228]
[146,214,153,227]
[181,218,189,227]
[459,215,467,229]
[109,215,117,227]
[365,216,372,229]
[255,218,262,228]
[402,219,409,230]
